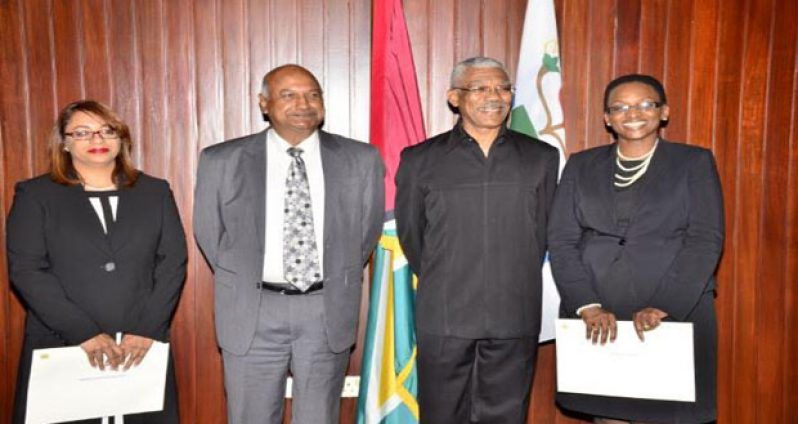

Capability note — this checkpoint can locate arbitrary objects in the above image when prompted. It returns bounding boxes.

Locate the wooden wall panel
[0,0,30,417]
[191,2,228,422]
[2,1,798,423]
[786,79,798,421]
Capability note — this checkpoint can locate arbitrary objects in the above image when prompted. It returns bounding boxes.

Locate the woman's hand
[580,306,617,345]
[80,333,125,370]
[632,307,669,341]
[120,334,155,370]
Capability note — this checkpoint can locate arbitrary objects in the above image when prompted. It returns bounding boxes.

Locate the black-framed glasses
[64,127,120,141]
[454,84,515,97]
[606,101,662,115]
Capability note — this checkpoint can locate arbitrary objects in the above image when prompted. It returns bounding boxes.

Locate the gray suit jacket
[193,129,384,354]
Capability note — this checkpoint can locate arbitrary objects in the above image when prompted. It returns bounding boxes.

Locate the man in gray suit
[194,64,384,424]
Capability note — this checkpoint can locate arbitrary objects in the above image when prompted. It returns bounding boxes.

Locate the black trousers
[416,332,539,424]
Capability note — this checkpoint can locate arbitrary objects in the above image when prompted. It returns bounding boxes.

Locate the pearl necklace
[614,140,658,188]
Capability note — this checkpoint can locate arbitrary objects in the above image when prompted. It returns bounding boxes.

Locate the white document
[555,319,695,402]
[26,342,169,424]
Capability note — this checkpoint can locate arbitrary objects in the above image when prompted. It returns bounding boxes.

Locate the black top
[395,121,559,339]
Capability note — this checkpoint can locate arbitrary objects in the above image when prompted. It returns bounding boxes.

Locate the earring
[63,146,70,152]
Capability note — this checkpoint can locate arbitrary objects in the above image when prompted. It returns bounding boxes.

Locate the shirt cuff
[576,303,602,317]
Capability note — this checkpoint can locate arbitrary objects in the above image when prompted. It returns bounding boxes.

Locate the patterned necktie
[283,147,321,291]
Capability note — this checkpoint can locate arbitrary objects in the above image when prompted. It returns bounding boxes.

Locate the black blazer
[547,139,724,320]
[6,173,187,346]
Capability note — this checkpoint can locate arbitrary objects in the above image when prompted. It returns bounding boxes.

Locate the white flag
[510,0,566,342]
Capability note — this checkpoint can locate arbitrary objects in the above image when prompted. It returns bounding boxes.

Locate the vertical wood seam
[102,0,113,104]
[17,0,33,176]
[754,1,778,418]
[131,0,144,163]
[685,0,697,142]
[710,0,723,153]
[610,0,618,78]
[583,0,593,151]
[479,0,485,55]
[47,0,58,114]
[661,0,671,105]
[269,0,275,75]
[242,0,250,134]
[323,0,329,105]
[76,0,86,98]
[730,0,753,408]
[160,0,170,176]
[348,0,355,137]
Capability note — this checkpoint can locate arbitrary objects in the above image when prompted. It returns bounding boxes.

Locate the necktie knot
[287,147,304,158]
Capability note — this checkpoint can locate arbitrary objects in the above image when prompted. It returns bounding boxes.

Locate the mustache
[477,101,507,110]
[288,111,319,117]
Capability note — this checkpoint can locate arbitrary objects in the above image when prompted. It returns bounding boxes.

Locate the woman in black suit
[548,75,724,423]
[7,100,186,423]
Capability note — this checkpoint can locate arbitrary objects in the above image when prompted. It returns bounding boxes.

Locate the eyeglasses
[606,101,662,115]
[454,84,515,97]
[64,127,120,141]
[278,90,324,102]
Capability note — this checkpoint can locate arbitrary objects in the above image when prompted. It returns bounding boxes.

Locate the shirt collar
[448,118,509,149]
[268,128,320,155]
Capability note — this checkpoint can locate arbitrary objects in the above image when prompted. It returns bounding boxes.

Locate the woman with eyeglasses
[7,100,186,424]
[548,74,724,424]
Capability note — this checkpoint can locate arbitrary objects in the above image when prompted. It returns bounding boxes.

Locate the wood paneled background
[1,0,796,423]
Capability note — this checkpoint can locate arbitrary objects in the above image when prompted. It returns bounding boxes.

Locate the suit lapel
[583,145,618,229]
[242,130,268,253]
[319,131,345,272]
[109,190,130,253]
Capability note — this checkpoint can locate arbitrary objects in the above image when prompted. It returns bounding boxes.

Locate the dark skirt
[13,334,179,424]
[557,291,717,424]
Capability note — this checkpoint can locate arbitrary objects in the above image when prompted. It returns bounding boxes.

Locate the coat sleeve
[131,184,188,340]
[394,148,425,276]
[6,182,103,344]
[547,156,602,316]
[361,147,386,265]
[537,147,560,264]
[647,149,724,320]
[193,148,224,271]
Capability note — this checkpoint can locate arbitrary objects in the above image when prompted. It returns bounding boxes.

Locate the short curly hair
[603,74,667,111]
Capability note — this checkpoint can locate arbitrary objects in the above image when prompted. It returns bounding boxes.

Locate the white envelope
[25,342,169,424]
[555,319,695,402]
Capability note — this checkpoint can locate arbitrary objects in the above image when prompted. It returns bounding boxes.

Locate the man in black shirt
[395,57,559,423]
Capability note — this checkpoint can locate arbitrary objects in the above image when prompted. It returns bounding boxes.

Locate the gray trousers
[222,290,350,424]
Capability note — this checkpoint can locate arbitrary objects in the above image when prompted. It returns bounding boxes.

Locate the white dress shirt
[262,129,325,283]
[87,196,118,234]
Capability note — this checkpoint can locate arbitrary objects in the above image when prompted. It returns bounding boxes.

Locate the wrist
[576,303,602,317]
